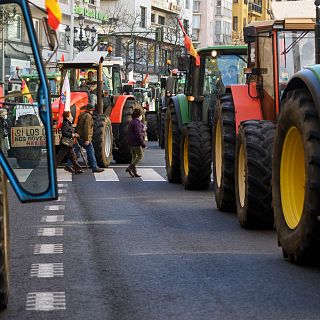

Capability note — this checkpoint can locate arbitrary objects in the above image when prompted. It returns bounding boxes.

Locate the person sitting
[222,65,239,86]
[81,71,97,106]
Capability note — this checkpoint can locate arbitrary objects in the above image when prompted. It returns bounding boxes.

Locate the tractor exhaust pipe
[315,0,320,64]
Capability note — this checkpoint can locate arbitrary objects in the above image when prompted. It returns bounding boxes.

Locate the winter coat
[128,118,146,148]
[77,111,93,142]
[61,118,74,139]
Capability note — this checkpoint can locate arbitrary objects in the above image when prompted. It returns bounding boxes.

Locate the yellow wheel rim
[238,144,246,207]
[168,115,173,166]
[215,119,222,187]
[280,126,305,229]
[184,136,189,176]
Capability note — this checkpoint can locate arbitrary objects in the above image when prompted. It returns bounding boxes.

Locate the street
[1,142,320,319]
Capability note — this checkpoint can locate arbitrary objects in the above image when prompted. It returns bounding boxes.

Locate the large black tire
[146,113,158,141]
[165,103,181,183]
[158,110,165,149]
[14,114,41,169]
[112,100,135,164]
[235,120,275,229]
[273,89,320,265]
[180,122,212,190]
[92,114,113,168]
[213,95,236,212]
[0,168,9,309]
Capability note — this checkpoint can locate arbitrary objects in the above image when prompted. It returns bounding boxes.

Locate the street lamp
[65,14,97,52]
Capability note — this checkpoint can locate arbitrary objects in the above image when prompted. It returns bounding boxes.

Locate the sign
[74,6,108,22]
[11,126,46,147]
[15,105,39,121]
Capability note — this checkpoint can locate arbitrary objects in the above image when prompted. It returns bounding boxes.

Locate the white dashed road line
[26,292,66,311]
[34,244,63,254]
[41,215,65,223]
[30,263,64,278]
[37,228,64,236]
[44,205,66,211]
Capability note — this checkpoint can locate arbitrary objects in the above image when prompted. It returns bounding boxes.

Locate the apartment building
[192,0,232,48]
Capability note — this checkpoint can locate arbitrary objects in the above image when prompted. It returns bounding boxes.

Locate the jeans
[67,140,98,171]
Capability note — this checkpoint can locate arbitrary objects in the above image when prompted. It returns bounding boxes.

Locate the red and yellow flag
[177,18,200,67]
[45,0,62,30]
[21,80,34,104]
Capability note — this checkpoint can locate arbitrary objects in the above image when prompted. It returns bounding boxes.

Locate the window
[59,0,68,4]
[151,13,155,23]
[140,6,146,28]
[58,24,67,50]
[233,16,238,32]
[7,15,21,41]
[158,15,165,25]
[183,19,189,34]
[216,7,221,15]
[192,29,199,41]
[233,0,238,3]
[215,20,221,34]
[192,15,200,29]
[217,0,221,6]
[193,1,200,12]
[33,19,40,42]
[185,0,190,9]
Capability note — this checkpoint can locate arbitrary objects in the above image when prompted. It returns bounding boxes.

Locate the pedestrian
[67,104,104,173]
[126,108,146,178]
[56,111,83,174]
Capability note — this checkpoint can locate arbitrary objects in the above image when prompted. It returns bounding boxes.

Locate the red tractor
[52,51,139,166]
[213,18,315,228]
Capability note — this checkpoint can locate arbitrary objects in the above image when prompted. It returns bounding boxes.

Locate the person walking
[56,111,83,174]
[126,108,146,177]
[70,104,104,173]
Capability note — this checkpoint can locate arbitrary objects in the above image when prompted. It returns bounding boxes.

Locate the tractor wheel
[112,100,135,164]
[235,120,275,229]
[14,114,41,169]
[213,95,236,212]
[180,122,212,190]
[0,168,9,309]
[146,113,158,141]
[165,103,181,183]
[92,114,113,167]
[158,110,165,149]
[273,89,320,265]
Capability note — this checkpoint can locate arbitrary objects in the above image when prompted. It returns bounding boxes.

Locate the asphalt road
[1,142,320,319]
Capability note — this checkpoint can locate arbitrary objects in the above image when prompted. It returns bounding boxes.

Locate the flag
[142,73,149,86]
[45,0,62,30]
[57,74,71,129]
[21,79,34,104]
[177,18,200,67]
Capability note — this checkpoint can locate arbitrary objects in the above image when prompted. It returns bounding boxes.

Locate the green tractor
[272,1,320,264]
[164,45,247,189]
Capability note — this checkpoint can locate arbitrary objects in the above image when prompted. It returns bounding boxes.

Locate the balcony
[152,0,181,13]
[249,3,262,16]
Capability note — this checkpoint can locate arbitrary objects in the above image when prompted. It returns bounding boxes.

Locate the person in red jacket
[126,108,146,177]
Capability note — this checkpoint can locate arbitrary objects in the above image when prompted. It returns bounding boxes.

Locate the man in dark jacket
[126,108,146,177]
[67,104,104,173]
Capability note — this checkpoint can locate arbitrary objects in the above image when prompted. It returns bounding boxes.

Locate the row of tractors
[162,12,320,265]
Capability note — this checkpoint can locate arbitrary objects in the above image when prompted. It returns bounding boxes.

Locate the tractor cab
[243,18,315,121]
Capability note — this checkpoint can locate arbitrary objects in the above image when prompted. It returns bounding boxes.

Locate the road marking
[26,292,66,311]
[138,168,166,181]
[57,169,72,182]
[109,165,165,168]
[94,169,119,181]
[57,196,66,202]
[34,244,63,254]
[37,228,64,236]
[30,263,64,278]
[41,215,64,223]
[58,189,67,194]
[14,169,32,182]
[58,183,68,188]
[44,205,65,211]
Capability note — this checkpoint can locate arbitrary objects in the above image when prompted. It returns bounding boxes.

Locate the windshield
[278,31,315,91]
[62,68,97,91]
[204,54,247,95]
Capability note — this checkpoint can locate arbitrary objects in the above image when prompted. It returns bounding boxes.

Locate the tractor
[0,0,58,307]
[164,45,247,190]
[52,52,139,166]
[271,2,320,264]
[212,18,315,229]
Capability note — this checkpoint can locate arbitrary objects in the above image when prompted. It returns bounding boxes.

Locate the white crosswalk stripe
[94,169,119,181]
[57,169,72,181]
[26,292,66,311]
[30,263,64,278]
[138,168,166,181]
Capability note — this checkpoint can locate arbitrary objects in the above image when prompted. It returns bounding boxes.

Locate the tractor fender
[281,68,320,119]
[109,95,135,124]
[169,95,184,131]
[231,85,263,134]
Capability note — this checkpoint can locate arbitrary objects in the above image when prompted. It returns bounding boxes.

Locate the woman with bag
[55,111,83,174]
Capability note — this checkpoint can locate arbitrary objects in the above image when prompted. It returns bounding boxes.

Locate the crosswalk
[14,167,167,183]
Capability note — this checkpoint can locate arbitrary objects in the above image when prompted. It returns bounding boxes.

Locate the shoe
[75,169,84,174]
[64,166,75,173]
[126,165,135,177]
[132,165,141,178]
[92,167,104,173]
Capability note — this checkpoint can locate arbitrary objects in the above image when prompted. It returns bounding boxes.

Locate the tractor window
[258,32,274,99]
[203,54,246,95]
[103,66,113,94]
[278,31,315,95]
